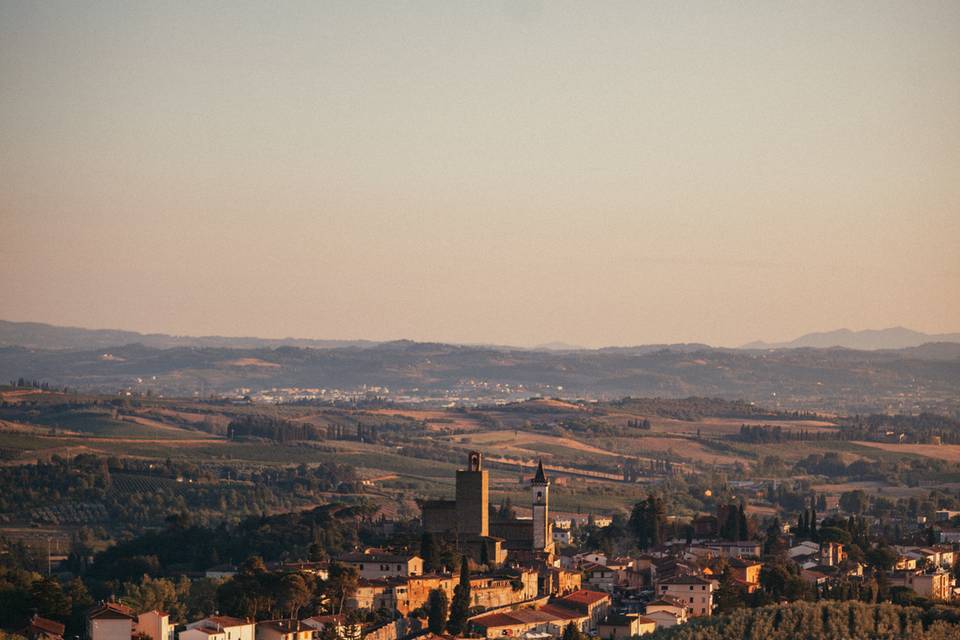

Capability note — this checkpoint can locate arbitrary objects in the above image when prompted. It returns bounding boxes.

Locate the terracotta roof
[257,620,305,633]
[646,596,686,608]
[304,615,345,625]
[340,552,420,564]
[659,575,713,586]
[728,557,761,568]
[26,616,65,637]
[191,616,250,630]
[473,606,583,629]
[537,605,586,621]
[88,603,136,620]
[560,589,610,605]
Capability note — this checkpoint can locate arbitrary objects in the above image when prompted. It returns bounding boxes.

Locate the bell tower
[531,459,551,552]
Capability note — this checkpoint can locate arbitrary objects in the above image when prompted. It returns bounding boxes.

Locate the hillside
[744,327,960,351]
[1,340,958,414]
[0,319,376,351]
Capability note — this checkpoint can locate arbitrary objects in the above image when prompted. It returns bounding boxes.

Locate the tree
[738,503,749,541]
[122,575,184,620]
[561,622,584,640]
[629,494,665,550]
[840,490,869,515]
[764,518,785,556]
[30,577,70,620]
[865,545,897,571]
[721,504,741,542]
[279,573,312,618]
[420,532,438,572]
[324,562,359,615]
[715,567,747,614]
[427,588,448,634]
[447,556,471,635]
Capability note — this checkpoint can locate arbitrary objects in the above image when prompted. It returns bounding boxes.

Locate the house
[21,615,65,640]
[556,589,611,631]
[540,567,583,596]
[703,541,761,559]
[900,546,955,570]
[87,603,136,640]
[572,552,607,568]
[553,529,572,545]
[338,552,424,579]
[727,558,762,593]
[819,542,845,567]
[583,562,620,593]
[471,606,588,639]
[181,616,255,640]
[889,569,954,600]
[800,568,830,586]
[657,575,715,617]
[136,610,174,640]
[205,564,239,579]
[597,613,656,639]
[255,620,313,640]
[644,597,688,629]
[787,541,821,559]
[279,560,330,579]
[939,528,960,544]
[302,615,361,640]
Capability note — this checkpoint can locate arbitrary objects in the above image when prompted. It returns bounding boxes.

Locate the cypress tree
[447,556,472,634]
[427,588,448,634]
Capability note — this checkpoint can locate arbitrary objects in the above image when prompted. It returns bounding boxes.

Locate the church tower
[531,459,552,552]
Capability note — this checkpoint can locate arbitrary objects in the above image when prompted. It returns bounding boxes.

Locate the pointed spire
[533,459,547,484]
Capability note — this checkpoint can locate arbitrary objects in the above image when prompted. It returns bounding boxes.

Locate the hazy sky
[1,1,958,348]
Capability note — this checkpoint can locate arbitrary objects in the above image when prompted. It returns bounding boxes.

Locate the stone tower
[456,451,489,536]
[531,459,550,551]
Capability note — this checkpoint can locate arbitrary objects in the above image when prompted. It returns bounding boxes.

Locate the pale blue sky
[1,1,958,347]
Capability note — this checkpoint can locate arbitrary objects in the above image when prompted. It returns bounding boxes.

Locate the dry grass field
[368,409,486,431]
[853,441,960,463]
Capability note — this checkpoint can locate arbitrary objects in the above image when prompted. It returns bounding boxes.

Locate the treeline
[837,413,960,444]
[607,397,817,421]
[227,415,325,442]
[735,424,839,443]
[649,601,960,640]
[8,377,55,390]
[89,503,369,583]
[226,412,415,443]
[0,455,361,535]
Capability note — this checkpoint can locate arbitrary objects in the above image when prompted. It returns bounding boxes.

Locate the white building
[181,616,255,640]
[657,575,715,617]
[87,603,136,640]
[135,611,173,640]
[553,529,572,545]
[338,553,423,579]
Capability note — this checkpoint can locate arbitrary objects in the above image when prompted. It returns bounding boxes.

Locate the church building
[421,452,554,566]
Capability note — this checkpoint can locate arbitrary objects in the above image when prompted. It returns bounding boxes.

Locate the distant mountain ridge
[0,319,377,351]
[742,327,960,351]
